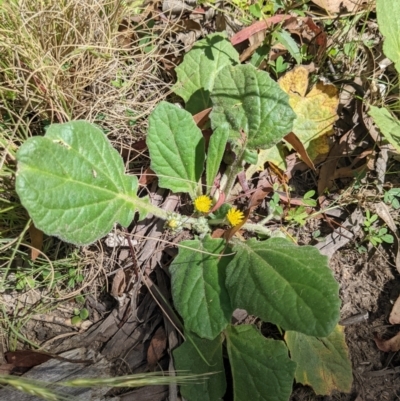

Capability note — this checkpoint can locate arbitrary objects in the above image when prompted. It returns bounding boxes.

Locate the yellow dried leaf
[279,66,339,162]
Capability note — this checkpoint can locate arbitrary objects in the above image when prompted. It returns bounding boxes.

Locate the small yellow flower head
[165,213,183,232]
[167,219,179,229]
[194,195,213,214]
[226,208,245,227]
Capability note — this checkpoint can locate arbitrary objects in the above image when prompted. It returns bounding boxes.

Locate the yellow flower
[226,208,245,227]
[194,195,213,213]
[167,219,179,229]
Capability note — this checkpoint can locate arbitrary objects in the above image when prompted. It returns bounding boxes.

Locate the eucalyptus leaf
[210,64,296,149]
[225,238,340,337]
[16,121,149,245]
[226,325,296,401]
[147,102,205,197]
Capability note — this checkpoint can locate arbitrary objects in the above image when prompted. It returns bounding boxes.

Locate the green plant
[369,1,400,152]
[285,206,309,226]
[71,307,89,326]
[269,55,289,76]
[284,190,317,226]
[0,372,202,401]
[362,210,394,247]
[15,33,352,400]
[384,188,400,209]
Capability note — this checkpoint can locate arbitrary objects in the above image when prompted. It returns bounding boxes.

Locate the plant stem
[241,222,272,237]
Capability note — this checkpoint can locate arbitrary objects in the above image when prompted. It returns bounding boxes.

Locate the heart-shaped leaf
[226,324,296,401]
[169,236,234,339]
[285,326,353,395]
[16,121,149,245]
[278,66,339,163]
[210,64,296,150]
[225,238,340,337]
[174,33,239,114]
[173,332,226,401]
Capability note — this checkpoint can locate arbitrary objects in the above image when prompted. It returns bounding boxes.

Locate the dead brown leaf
[29,223,43,261]
[139,167,156,186]
[211,228,226,239]
[389,296,400,325]
[192,107,212,128]
[147,326,167,368]
[248,181,272,210]
[209,190,225,214]
[284,132,315,171]
[231,15,292,45]
[374,332,400,352]
[0,363,17,375]
[5,350,52,368]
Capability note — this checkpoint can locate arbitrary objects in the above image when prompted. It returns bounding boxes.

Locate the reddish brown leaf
[248,184,272,210]
[333,164,367,179]
[0,363,19,375]
[29,223,43,261]
[211,228,226,239]
[139,167,156,186]
[131,139,147,151]
[304,17,326,46]
[374,332,400,352]
[209,190,226,214]
[389,296,400,325]
[5,350,52,368]
[231,15,293,45]
[192,107,212,128]
[147,326,167,368]
[284,132,315,171]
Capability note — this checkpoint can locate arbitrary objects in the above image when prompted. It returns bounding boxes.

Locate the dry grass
[0,0,177,349]
[0,0,172,142]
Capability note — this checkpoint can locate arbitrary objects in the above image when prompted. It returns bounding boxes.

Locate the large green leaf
[169,236,233,339]
[16,121,149,245]
[174,33,239,114]
[369,106,400,153]
[206,125,229,190]
[173,332,226,401]
[226,325,296,401]
[147,102,205,198]
[225,238,340,337]
[210,64,296,150]
[285,326,352,395]
[376,0,400,74]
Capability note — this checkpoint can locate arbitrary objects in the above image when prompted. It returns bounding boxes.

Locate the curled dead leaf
[147,326,167,368]
[389,296,400,325]
[374,331,400,352]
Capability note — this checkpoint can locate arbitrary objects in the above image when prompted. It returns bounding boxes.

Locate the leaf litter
[2,1,400,401]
